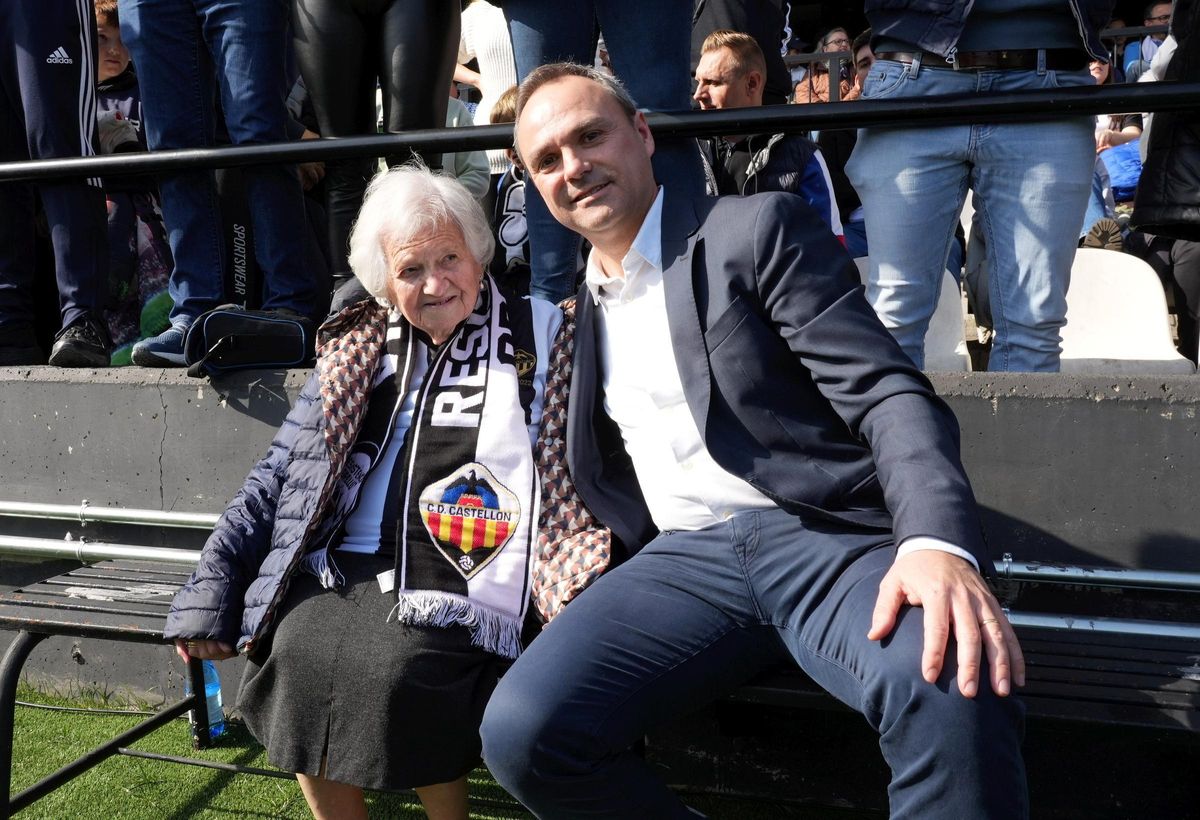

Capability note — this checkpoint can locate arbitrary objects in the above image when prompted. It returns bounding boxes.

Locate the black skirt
[237,551,509,790]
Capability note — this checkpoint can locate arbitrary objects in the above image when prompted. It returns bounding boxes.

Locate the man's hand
[174,638,236,664]
[868,550,1024,699]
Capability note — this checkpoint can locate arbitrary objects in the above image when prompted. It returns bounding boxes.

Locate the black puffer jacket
[1133,0,1200,240]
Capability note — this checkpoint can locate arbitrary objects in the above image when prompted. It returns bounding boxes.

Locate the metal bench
[0,559,214,819]
[733,556,1200,730]
[652,557,1200,815]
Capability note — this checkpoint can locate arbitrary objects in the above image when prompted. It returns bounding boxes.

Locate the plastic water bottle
[186,660,226,741]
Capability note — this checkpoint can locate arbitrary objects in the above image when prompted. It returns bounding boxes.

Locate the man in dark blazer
[482,63,1027,819]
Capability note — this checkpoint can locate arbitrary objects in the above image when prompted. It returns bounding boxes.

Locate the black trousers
[1127,231,1200,363]
[0,0,107,333]
[291,0,459,281]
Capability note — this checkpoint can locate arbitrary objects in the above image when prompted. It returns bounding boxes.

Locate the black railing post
[0,631,48,819]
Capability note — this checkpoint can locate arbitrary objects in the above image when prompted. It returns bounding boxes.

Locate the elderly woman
[164,165,564,820]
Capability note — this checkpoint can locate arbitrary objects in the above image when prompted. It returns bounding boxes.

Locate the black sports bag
[184,305,315,377]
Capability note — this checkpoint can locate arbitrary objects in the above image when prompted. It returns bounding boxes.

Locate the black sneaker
[48,316,112,368]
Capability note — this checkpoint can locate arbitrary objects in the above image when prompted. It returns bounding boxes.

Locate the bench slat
[1024,659,1200,691]
[1023,651,1200,678]
[0,592,169,618]
[37,581,181,600]
[0,603,167,642]
[1022,676,1200,707]
[61,567,193,585]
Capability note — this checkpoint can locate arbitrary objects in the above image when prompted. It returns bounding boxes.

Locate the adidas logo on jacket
[46,47,73,65]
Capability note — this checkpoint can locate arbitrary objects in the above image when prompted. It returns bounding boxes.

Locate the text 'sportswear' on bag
[184,305,315,378]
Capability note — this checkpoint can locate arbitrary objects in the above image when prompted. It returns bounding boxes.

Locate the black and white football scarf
[386,276,538,659]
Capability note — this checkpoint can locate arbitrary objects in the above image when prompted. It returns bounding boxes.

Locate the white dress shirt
[584,188,978,569]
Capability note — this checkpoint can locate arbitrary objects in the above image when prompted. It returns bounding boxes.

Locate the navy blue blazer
[565,188,989,569]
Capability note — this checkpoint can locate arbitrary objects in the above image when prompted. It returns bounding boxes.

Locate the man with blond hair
[694,29,842,238]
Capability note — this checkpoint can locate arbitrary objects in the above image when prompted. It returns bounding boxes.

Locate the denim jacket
[864,0,1114,61]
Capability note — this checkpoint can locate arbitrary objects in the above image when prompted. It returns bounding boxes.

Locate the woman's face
[1089,60,1110,85]
[823,29,850,51]
[384,223,482,345]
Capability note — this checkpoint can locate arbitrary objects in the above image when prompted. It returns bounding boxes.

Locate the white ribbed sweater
[459,1,518,175]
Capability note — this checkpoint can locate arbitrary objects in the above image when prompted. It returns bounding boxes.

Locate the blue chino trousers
[482,507,1027,819]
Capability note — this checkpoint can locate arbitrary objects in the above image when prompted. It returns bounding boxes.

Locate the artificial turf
[8,684,870,819]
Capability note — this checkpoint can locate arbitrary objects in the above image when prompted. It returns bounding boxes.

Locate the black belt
[875,48,1090,71]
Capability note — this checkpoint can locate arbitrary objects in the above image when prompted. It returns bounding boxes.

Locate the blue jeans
[119,0,314,324]
[846,56,1095,371]
[504,0,703,303]
[482,508,1027,819]
[1081,158,1116,239]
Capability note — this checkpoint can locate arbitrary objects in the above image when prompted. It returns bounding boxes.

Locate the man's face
[1145,3,1172,29]
[515,75,657,249]
[854,45,875,88]
[693,47,758,110]
[97,20,130,83]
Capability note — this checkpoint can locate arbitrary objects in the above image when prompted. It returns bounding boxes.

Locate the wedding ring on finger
[980,618,1000,627]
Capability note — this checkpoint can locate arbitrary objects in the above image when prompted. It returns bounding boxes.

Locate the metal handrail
[0,535,200,566]
[994,556,1200,592]
[3,82,1199,183]
[783,49,850,68]
[1099,24,1170,39]
[0,501,217,530]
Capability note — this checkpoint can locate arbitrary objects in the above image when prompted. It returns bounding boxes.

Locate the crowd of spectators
[4,2,1195,818]
[0,0,1194,372]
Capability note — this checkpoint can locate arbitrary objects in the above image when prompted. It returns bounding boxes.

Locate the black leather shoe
[48,316,111,368]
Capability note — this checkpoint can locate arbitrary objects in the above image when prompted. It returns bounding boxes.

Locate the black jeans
[1127,231,1200,363]
[291,0,459,281]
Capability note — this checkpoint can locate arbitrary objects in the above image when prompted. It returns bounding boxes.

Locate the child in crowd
[485,86,530,295]
[94,0,172,365]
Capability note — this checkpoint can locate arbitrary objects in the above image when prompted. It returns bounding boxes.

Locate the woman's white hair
[347,162,495,302]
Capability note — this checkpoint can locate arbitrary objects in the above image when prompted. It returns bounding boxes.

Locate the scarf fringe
[387,591,523,660]
[298,549,346,590]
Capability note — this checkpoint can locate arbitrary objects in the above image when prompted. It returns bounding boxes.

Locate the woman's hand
[1096,127,1141,153]
[175,638,236,664]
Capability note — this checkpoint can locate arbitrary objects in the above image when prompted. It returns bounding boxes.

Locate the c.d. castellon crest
[419,462,521,578]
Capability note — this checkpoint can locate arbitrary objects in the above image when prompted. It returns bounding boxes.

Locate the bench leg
[0,630,48,820]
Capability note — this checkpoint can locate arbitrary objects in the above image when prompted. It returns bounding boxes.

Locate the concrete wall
[0,367,307,703]
[930,372,1200,572]
[2,367,1199,696]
